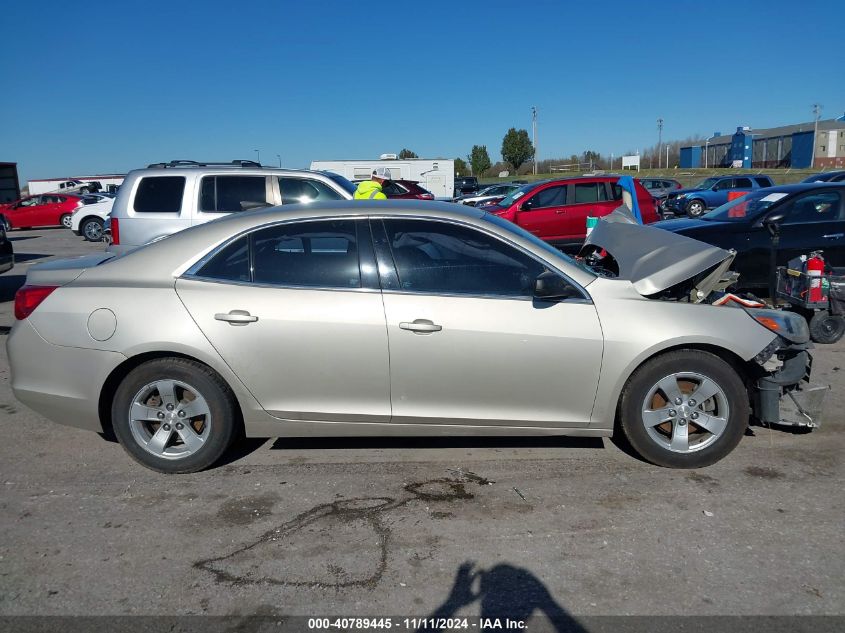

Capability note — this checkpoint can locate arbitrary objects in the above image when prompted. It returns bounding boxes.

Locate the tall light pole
[704,134,716,169]
[811,103,822,168]
[276,154,281,167]
[254,149,260,164]
[531,106,538,175]
[657,118,664,169]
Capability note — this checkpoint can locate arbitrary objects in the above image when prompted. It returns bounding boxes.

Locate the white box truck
[311,157,455,199]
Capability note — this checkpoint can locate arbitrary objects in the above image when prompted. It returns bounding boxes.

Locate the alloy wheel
[83,220,104,241]
[640,372,729,453]
[128,379,212,460]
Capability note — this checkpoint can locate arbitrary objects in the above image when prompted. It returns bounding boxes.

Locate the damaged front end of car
[579,208,829,429]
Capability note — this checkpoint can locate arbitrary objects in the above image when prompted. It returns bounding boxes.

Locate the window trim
[182,216,374,293]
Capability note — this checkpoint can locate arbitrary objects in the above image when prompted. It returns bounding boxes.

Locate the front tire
[60,213,73,229]
[619,350,748,468]
[111,358,239,473]
[686,199,706,217]
[81,217,105,241]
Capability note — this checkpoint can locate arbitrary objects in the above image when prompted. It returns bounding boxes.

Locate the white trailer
[310,158,455,198]
[28,175,125,195]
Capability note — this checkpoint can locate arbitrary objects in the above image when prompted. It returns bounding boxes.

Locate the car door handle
[823,233,844,239]
[399,319,442,334]
[214,310,258,325]
[554,209,566,214]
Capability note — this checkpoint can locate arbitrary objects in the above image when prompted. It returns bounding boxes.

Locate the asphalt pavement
[0,227,842,622]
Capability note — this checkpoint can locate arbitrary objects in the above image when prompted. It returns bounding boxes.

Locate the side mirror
[763,211,786,237]
[533,271,577,301]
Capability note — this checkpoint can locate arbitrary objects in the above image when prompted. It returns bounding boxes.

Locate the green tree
[501,128,534,174]
[454,157,468,176]
[468,145,491,178]
[398,148,418,159]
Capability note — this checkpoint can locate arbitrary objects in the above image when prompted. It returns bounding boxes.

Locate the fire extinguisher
[806,251,825,303]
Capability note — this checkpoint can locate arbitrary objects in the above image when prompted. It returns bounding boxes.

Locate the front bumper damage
[753,348,829,428]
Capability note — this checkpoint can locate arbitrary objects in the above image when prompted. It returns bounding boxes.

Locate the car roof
[756,182,845,194]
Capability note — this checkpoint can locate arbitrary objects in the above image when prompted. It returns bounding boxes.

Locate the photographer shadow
[422,562,586,633]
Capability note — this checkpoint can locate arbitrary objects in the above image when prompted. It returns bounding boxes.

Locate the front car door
[373,217,603,427]
[6,196,40,227]
[775,189,845,270]
[176,218,390,423]
[511,184,569,243]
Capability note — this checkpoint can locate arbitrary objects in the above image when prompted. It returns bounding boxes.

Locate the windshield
[496,182,542,207]
[692,178,719,190]
[702,190,790,222]
[320,171,358,196]
[483,213,595,276]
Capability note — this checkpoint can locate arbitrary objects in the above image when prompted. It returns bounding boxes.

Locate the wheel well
[81,215,104,225]
[614,343,753,423]
[98,352,244,437]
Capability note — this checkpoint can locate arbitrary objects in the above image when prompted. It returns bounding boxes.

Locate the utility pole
[276,154,282,167]
[666,145,670,169]
[657,118,664,169]
[254,149,260,164]
[811,103,823,168]
[531,106,538,175]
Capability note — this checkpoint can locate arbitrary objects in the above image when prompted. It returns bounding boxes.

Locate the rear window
[134,176,185,213]
[572,182,608,203]
[754,177,773,188]
[200,176,268,212]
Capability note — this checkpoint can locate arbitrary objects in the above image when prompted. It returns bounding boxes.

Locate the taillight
[417,193,434,200]
[110,217,120,244]
[14,285,59,320]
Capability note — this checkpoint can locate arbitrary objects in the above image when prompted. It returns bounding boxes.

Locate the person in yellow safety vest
[354,167,390,200]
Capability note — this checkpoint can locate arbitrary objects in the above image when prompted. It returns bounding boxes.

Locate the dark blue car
[661,174,775,218]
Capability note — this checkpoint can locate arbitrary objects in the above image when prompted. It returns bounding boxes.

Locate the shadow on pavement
[12,253,50,263]
[270,435,603,451]
[422,561,586,632]
[0,274,26,302]
[8,235,40,242]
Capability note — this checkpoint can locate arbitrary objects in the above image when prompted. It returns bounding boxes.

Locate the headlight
[746,309,809,344]
[676,194,686,199]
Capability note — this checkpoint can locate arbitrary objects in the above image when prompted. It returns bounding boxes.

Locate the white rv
[311,157,455,198]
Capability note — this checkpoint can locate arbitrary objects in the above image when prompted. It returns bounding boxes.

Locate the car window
[382,219,546,297]
[714,179,732,191]
[528,185,566,209]
[279,177,345,204]
[734,178,753,189]
[754,177,772,188]
[572,182,608,203]
[134,176,185,213]
[252,219,360,288]
[195,236,250,282]
[200,176,268,212]
[781,191,844,225]
[381,181,407,196]
[20,197,38,207]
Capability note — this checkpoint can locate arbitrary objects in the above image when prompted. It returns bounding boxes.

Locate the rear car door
[511,184,569,243]
[776,190,845,270]
[374,217,603,427]
[32,195,60,226]
[564,180,618,235]
[176,218,390,423]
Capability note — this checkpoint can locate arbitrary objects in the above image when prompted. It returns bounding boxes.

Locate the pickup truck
[660,175,775,218]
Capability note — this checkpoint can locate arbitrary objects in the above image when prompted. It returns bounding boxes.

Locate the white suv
[106,160,357,254]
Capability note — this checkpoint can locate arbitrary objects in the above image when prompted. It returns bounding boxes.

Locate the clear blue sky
[2,0,843,183]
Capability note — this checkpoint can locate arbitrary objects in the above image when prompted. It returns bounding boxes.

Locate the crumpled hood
[582,208,735,296]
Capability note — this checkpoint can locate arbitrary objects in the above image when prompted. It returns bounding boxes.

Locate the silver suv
[106,160,356,254]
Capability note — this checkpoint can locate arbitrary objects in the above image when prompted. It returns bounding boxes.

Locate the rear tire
[60,213,72,229]
[81,217,105,241]
[111,358,239,473]
[808,310,845,344]
[686,200,706,217]
[619,350,748,468]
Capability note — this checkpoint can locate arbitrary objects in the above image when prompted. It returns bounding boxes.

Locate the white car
[71,198,114,241]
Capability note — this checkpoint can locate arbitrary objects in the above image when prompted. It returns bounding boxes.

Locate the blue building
[679,116,845,169]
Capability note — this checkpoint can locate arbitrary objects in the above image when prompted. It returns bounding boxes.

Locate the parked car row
[660,175,776,217]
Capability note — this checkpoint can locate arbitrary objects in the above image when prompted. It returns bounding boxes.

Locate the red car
[381,179,435,200]
[0,194,83,230]
[485,176,658,251]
